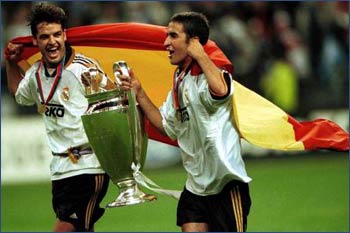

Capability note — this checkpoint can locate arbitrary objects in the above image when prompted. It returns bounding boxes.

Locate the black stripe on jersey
[74,55,93,62]
[73,57,94,65]
[46,103,64,107]
[211,70,232,100]
[73,56,104,74]
[73,60,93,67]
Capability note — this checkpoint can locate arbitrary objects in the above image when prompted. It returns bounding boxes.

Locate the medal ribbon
[172,60,192,111]
[35,59,64,105]
[132,162,182,199]
[172,69,185,111]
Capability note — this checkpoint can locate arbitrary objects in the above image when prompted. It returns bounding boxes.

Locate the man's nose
[163,37,170,47]
[48,35,55,44]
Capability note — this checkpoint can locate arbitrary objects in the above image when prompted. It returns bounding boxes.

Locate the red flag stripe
[288,116,349,151]
[7,22,349,152]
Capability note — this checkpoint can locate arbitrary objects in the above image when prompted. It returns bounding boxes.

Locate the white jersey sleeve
[198,70,234,111]
[15,63,39,106]
[159,90,178,140]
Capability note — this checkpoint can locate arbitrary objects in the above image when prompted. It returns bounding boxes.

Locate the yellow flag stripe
[232,81,304,150]
[26,46,175,108]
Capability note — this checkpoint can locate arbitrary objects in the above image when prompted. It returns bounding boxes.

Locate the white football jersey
[15,49,107,180]
[160,69,252,196]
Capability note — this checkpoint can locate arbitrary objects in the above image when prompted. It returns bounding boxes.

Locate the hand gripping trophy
[81,61,157,207]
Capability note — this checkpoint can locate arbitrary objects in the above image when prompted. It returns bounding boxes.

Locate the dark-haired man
[5,2,115,232]
[120,12,252,232]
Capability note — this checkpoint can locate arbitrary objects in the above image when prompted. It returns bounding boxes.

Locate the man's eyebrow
[54,30,63,35]
[167,31,177,36]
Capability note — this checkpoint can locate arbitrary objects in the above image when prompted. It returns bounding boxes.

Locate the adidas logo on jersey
[69,213,78,219]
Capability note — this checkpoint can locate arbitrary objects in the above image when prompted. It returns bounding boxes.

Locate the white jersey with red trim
[160,69,252,196]
[15,51,106,180]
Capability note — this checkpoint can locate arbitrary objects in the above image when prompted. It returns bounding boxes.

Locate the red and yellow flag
[8,23,349,151]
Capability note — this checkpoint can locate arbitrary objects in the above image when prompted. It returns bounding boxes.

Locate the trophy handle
[127,89,141,164]
[115,60,145,166]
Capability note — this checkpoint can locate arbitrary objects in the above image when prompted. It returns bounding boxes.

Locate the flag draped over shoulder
[9,23,349,151]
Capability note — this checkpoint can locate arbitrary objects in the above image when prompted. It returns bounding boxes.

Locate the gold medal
[176,110,181,121]
[38,104,46,114]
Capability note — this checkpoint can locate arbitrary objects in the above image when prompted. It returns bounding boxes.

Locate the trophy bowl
[82,88,156,208]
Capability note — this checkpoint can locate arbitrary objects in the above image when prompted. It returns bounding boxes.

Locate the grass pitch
[1,152,348,232]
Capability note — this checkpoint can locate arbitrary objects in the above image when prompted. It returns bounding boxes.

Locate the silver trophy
[81,61,156,208]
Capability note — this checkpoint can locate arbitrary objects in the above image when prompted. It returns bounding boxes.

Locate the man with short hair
[119,12,252,232]
[5,2,115,232]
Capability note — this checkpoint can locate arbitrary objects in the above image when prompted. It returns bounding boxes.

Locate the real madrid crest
[61,87,70,101]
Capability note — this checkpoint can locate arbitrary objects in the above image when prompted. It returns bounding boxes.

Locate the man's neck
[179,57,192,73]
[43,59,64,77]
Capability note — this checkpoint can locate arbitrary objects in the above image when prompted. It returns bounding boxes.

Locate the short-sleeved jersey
[160,68,252,196]
[15,48,106,180]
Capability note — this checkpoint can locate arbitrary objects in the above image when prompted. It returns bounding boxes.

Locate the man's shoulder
[64,54,101,76]
[25,60,40,77]
[70,53,98,68]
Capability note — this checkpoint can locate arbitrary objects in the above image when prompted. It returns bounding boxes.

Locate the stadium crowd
[2,1,348,116]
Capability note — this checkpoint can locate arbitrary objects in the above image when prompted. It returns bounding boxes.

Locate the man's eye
[54,32,62,37]
[40,35,49,40]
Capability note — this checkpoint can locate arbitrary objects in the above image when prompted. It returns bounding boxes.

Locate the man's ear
[193,36,200,41]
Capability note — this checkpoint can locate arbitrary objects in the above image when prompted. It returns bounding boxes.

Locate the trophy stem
[106,179,156,208]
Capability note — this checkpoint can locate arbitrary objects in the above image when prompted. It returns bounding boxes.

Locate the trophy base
[106,179,156,208]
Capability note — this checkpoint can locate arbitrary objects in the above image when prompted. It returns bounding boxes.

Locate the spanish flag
[8,23,349,152]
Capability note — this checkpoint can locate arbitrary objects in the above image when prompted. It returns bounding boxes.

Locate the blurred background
[2,1,349,115]
[1,1,349,232]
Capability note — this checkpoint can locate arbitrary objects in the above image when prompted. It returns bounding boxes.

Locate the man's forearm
[136,88,167,135]
[196,54,228,97]
[6,60,23,96]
